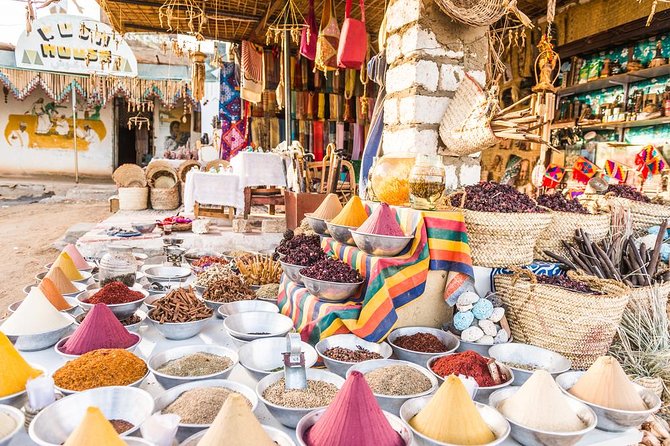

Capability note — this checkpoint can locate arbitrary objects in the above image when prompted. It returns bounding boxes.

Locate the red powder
[305,371,404,446]
[430,351,496,387]
[61,304,138,355]
[85,282,144,305]
[357,203,405,237]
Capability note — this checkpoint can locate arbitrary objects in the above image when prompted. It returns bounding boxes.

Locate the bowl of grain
[148,345,239,389]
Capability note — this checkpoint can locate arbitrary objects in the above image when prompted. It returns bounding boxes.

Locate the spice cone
[63,304,137,355]
[312,193,343,220]
[330,196,368,228]
[0,332,42,397]
[64,406,126,446]
[305,371,403,446]
[1,288,72,336]
[410,375,495,445]
[63,244,90,270]
[198,394,275,446]
[45,266,80,294]
[38,278,72,311]
[50,252,83,281]
[357,203,405,236]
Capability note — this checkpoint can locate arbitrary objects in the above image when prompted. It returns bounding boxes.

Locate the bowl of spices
[299,258,364,303]
[0,405,24,446]
[218,300,279,319]
[78,282,148,319]
[28,386,154,445]
[238,337,318,380]
[223,311,294,342]
[73,310,147,333]
[388,327,460,366]
[279,242,327,286]
[488,343,571,386]
[180,424,295,446]
[257,368,344,428]
[348,359,439,416]
[148,345,239,389]
[148,287,214,340]
[427,351,514,401]
[202,274,256,313]
[53,348,149,395]
[315,334,393,378]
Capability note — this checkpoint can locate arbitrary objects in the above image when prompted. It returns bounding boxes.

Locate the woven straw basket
[150,185,180,210]
[118,187,148,210]
[633,376,665,399]
[177,160,200,183]
[113,164,146,188]
[494,270,630,370]
[607,196,670,232]
[535,211,611,260]
[627,281,670,316]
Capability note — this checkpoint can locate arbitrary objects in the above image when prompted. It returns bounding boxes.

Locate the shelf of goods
[557,63,670,97]
[552,116,670,131]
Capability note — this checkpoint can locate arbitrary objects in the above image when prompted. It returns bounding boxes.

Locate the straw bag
[337,0,367,69]
[535,211,611,260]
[315,0,340,73]
[633,376,664,399]
[494,270,630,370]
[433,0,531,27]
[177,160,200,183]
[150,185,180,210]
[118,187,148,210]
[627,281,670,316]
[606,196,670,232]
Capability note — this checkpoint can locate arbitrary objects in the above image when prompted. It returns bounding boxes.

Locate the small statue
[650,40,668,68]
[533,34,559,93]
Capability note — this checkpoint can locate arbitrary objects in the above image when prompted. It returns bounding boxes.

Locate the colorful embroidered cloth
[219,62,247,160]
[278,207,474,344]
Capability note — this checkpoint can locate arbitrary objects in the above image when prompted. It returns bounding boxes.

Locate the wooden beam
[110,0,261,22]
[250,0,287,41]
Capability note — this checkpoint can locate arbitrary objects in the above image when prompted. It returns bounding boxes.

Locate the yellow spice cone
[45,266,78,294]
[64,407,125,446]
[410,375,495,445]
[198,394,275,446]
[0,332,42,397]
[330,196,368,227]
[51,252,83,281]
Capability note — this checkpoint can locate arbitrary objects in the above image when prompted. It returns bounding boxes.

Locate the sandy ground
[0,201,108,314]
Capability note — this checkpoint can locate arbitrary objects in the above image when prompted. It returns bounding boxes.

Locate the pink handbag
[337,0,367,69]
[300,0,318,60]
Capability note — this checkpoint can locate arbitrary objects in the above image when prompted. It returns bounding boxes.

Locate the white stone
[386,60,439,94]
[494,329,510,344]
[438,64,464,92]
[385,33,402,65]
[478,319,497,337]
[457,291,479,306]
[456,302,473,312]
[385,0,421,33]
[467,70,486,87]
[476,335,495,345]
[489,307,505,323]
[383,97,399,126]
[401,25,448,58]
[461,326,484,342]
[382,127,438,155]
[398,95,450,125]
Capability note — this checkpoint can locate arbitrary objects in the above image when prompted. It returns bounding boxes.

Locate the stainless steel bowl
[315,334,393,377]
[148,344,239,389]
[426,354,514,402]
[124,439,155,446]
[489,386,597,446]
[400,395,510,446]
[347,359,438,416]
[296,407,413,446]
[488,343,571,386]
[54,332,141,358]
[143,293,164,310]
[227,332,251,347]
[148,315,213,340]
[257,368,345,428]
[153,379,258,442]
[0,405,24,446]
[304,214,329,236]
[299,274,364,303]
[25,282,87,297]
[9,297,79,315]
[350,231,414,257]
[179,424,295,446]
[55,367,149,396]
[0,364,44,407]
[238,337,318,381]
[35,272,46,281]
[223,311,294,341]
[4,315,75,351]
[78,288,147,319]
[28,386,154,445]
[22,283,36,294]
[74,310,146,333]
[387,326,460,367]
[279,260,306,285]
[325,222,357,245]
[457,337,513,357]
[218,300,279,319]
[144,266,192,281]
[556,371,661,432]
[202,297,224,313]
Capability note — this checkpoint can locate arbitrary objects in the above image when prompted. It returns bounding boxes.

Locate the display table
[230,152,287,189]
[182,170,241,214]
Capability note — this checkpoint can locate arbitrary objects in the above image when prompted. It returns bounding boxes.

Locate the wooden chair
[204,159,230,172]
[243,187,285,218]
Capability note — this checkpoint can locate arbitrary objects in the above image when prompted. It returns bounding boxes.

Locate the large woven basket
[150,185,180,210]
[607,196,670,232]
[628,281,670,316]
[118,187,148,210]
[494,270,630,370]
[113,164,146,188]
[633,376,665,399]
[535,211,611,260]
[177,160,200,183]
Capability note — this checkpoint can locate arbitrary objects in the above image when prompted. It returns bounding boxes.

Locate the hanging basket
[177,160,200,183]
[534,211,611,260]
[606,196,670,233]
[118,187,149,210]
[113,164,147,188]
[150,185,180,210]
[433,0,531,27]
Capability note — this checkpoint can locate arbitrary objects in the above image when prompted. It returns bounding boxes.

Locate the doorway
[115,97,153,167]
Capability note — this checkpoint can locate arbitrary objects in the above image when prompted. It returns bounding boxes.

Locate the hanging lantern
[266,0,308,45]
[190,50,206,103]
[158,0,205,38]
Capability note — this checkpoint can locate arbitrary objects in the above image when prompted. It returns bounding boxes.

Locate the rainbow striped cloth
[278,208,474,344]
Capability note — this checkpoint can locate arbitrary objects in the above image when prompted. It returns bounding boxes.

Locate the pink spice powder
[62,304,137,355]
[357,203,405,237]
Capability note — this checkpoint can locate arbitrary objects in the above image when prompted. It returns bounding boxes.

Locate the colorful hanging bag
[300,0,318,60]
[604,159,628,183]
[337,0,367,69]
[315,0,340,73]
[542,164,565,188]
[572,156,599,184]
[635,144,666,179]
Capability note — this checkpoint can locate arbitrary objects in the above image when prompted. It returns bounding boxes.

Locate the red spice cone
[305,371,404,446]
[62,304,137,355]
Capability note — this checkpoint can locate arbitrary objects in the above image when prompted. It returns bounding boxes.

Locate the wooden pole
[72,81,79,183]
[283,31,292,147]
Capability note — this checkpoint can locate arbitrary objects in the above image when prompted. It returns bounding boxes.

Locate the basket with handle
[494,269,630,370]
[535,211,611,260]
[606,195,670,233]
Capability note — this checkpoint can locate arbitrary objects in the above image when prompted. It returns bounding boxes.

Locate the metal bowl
[54,333,142,358]
[153,379,258,442]
[74,310,146,333]
[325,222,357,245]
[350,230,414,257]
[400,395,510,446]
[387,326,460,367]
[299,274,364,303]
[148,315,213,340]
[488,343,571,386]
[218,300,279,319]
[22,283,36,294]
[0,364,44,407]
[489,386,597,446]
[304,214,329,236]
[148,344,239,389]
[9,296,79,315]
[257,368,345,428]
[124,439,156,446]
[29,386,154,445]
[223,311,294,341]
[556,371,661,432]
[3,315,75,352]
[279,260,306,285]
[25,282,87,297]
[347,359,439,416]
[296,407,413,446]
[71,270,93,284]
[143,293,164,310]
[315,334,393,378]
[457,336,513,357]
[426,354,514,402]
[132,222,157,233]
[238,337,318,381]
[0,405,24,446]
[144,266,192,281]
[227,332,251,347]
[78,288,147,319]
[179,424,295,446]
[55,366,149,396]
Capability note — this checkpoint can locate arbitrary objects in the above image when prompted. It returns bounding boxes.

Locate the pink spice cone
[63,244,90,270]
[305,371,404,446]
[62,304,137,355]
[357,203,405,237]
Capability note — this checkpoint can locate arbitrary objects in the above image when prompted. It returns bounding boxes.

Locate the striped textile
[278,207,474,344]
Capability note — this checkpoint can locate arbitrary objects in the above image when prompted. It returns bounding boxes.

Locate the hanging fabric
[306,92,316,119]
[315,0,340,73]
[300,0,318,60]
[313,120,325,160]
[240,41,264,104]
[219,62,247,160]
[337,0,367,69]
[343,69,356,121]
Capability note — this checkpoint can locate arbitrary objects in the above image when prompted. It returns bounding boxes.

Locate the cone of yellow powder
[49,252,83,281]
[45,266,79,294]
[311,194,344,221]
[330,196,368,228]
[0,332,42,397]
[197,394,275,446]
[64,406,125,446]
[38,278,73,311]
[410,375,495,445]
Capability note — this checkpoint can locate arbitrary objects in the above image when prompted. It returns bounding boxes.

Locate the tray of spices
[148,345,239,389]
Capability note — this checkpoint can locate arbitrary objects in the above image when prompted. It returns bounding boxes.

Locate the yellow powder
[330,196,368,228]
[0,332,42,397]
[39,278,72,311]
[410,375,495,445]
[312,194,344,220]
[64,407,125,446]
[198,394,275,446]
[51,253,83,281]
[570,356,647,411]
[45,266,79,294]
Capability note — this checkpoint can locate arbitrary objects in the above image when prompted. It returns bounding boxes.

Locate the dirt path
[0,201,108,313]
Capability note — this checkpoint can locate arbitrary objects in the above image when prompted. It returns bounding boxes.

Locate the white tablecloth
[230,152,287,189]
[182,170,241,214]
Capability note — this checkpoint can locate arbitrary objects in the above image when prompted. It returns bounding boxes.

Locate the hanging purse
[300,0,318,60]
[337,0,367,69]
[315,0,340,73]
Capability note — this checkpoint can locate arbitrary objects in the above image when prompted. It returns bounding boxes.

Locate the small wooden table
[243,186,285,218]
